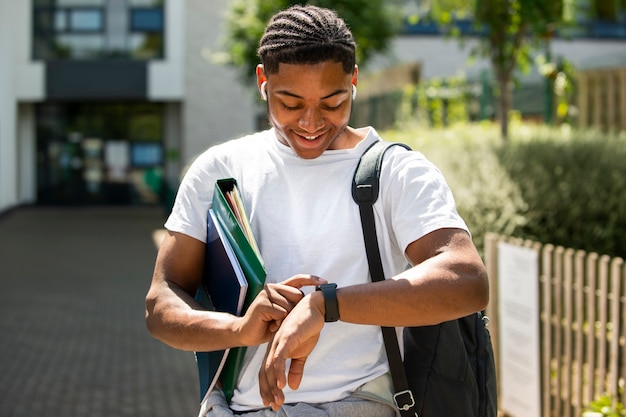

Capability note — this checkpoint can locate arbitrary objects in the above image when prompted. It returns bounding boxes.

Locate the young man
[145,5,488,417]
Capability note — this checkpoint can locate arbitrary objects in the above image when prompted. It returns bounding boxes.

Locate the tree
[424,0,565,140]
[217,0,403,88]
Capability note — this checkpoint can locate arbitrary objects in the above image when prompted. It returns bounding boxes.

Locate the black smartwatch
[316,283,339,322]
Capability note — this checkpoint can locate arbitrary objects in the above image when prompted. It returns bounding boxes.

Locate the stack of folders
[194,178,266,411]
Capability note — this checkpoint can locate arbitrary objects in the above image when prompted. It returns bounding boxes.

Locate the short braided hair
[258,5,356,75]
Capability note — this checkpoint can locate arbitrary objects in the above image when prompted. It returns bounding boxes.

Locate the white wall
[0,0,18,212]
[183,0,256,162]
[14,1,44,101]
[149,0,185,100]
[0,0,44,212]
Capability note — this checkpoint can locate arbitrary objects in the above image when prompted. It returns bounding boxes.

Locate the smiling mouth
[298,132,324,141]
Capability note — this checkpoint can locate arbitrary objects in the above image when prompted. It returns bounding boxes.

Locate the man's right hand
[146,231,326,352]
[235,274,326,347]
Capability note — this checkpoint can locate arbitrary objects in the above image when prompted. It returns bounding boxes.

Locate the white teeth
[304,135,318,140]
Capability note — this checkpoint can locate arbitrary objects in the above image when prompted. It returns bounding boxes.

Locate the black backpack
[352,140,498,417]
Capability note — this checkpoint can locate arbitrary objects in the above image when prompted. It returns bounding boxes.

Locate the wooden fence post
[608,258,624,403]
[542,244,554,417]
[585,253,599,406]
[574,250,586,417]
[618,67,626,130]
[607,71,616,131]
[578,72,588,129]
[597,256,610,394]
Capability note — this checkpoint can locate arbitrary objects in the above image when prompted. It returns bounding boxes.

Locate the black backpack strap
[352,140,417,417]
[351,141,411,285]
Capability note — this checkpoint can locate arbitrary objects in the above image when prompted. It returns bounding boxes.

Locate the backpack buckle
[393,389,416,412]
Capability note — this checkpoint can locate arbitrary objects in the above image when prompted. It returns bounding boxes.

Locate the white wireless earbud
[352,85,357,100]
[260,81,268,101]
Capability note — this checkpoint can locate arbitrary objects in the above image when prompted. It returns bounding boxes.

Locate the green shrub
[381,122,626,259]
[383,123,528,253]
[583,393,625,417]
[497,125,626,257]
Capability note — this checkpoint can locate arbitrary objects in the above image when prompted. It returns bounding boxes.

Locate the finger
[280,274,327,289]
[249,294,288,323]
[258,367,272,407]
[267,275,326,309]
[263,285,308,315]
[265,284,303,303]
[258,345,274,408]
[260,362,283,411]
[262,285,298,316]
[267,340,288,407]
[268,319,282,333]
[287,357,307,390]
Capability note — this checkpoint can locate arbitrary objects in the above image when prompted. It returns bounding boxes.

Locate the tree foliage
[218,0,403,87]
[422,0,565,139]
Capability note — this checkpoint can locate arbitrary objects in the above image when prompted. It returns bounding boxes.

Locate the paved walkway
[0,207,199,417]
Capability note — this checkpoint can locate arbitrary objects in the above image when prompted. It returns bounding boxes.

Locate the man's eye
[323,103,343,111]
[282,104,302,111]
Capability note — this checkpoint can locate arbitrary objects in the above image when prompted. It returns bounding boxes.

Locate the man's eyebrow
[274,89,348,99]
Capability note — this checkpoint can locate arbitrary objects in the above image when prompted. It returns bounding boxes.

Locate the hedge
[381,122,626,259]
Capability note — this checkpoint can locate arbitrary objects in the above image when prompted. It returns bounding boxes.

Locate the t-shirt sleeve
[163,131,272,244]
[163,150,224,243]
[382,149,469,254]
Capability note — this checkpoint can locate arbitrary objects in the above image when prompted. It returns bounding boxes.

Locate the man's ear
[256,64,267,100]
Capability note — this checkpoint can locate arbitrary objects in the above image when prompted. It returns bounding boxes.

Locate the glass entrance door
[36,102,164,205]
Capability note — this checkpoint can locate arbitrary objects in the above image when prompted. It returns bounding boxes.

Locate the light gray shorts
[199,372,401,417]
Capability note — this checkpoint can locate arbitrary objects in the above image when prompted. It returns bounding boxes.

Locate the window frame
[32,1,165,61]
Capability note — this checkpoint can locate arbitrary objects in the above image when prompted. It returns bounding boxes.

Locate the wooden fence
[577,66,626,133]
[484,233,626,417]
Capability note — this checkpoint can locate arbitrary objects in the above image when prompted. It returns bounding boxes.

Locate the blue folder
[194,208,247,401]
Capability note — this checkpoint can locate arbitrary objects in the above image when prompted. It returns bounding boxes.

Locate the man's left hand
[258,292,325,410]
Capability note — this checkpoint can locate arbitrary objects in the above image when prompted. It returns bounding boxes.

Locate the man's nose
[298,107,324,131]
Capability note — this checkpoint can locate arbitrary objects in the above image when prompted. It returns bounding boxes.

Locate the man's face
[259,61,357,159]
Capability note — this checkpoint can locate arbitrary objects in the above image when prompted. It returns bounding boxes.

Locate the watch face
[318,283,337,290]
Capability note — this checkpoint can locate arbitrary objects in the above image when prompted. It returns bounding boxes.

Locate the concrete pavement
[0,207,199,417]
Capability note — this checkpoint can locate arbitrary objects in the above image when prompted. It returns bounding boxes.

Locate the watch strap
[316,283,339,322]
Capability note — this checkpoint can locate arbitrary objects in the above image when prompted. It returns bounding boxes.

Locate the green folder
[212,178,265,307]
[211,178,266,402]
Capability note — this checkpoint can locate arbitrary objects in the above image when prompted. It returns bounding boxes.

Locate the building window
[130,8,163,32]
[33,0,164,60]
[129,7,164,58]
[69,9,104,31]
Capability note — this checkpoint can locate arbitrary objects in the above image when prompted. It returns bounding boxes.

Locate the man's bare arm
[145,231,323,352]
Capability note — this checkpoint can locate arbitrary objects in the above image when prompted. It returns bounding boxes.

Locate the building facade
[0,0,256,212]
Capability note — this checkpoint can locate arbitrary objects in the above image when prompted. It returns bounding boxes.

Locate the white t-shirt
[165,127,468,410]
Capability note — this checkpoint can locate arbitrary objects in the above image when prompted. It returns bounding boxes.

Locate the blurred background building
[391,0,626,80]
[0,0,624,213]
[0,0,255,212]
